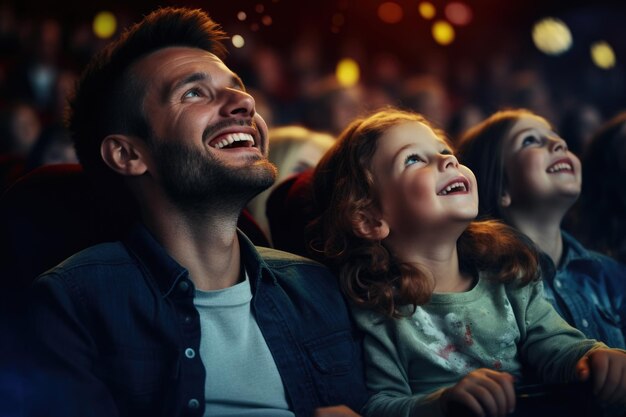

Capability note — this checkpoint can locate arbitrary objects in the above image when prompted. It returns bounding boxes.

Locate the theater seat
[266,170,317,258]
[0,164,269,289]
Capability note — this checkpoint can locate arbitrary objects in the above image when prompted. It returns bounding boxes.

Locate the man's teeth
[547,162,572,173]
[212,133,254,149]
[438,182,467,195]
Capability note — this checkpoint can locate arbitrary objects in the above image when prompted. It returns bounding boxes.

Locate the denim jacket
[26,224,368,417]
[540,231,626,348]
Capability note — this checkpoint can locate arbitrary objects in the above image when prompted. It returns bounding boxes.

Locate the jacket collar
[123,223,275,298]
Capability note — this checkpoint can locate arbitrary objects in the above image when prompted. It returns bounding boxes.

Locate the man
[26,7,367,417]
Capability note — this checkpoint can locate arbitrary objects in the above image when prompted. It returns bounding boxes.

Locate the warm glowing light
[445,2,472,26]
[419,2,436,20]
[231,35,245,48]
[336,58,360,87]
[532,18,572,55]
[591,41,616,69]
[93,11,117,39]
[256,4,265,13]
[237,11,247,21]
[432,20,455,45]
[262,15,273,26]
[378,2,403,24]
[251,23,260,31]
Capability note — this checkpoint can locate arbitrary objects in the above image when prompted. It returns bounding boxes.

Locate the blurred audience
[574,112,626,264]
[559,103,603,157]
[0,101,41,157]
[247,125,334,241]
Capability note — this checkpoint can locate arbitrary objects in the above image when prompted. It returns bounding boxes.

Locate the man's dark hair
[67,7,227,184]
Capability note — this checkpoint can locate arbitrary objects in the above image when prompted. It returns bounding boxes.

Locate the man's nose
[220,88,255,117]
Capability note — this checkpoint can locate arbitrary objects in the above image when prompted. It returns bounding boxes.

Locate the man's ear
[500,189,512,208]
[352,209,390,241]
[101,135,148,176]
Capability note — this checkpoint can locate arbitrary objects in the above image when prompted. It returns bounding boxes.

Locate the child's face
[370,121,478,235]
[501,115,581,209]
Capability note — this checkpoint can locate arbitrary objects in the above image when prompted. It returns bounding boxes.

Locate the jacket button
[187,398,200,410]
[178,280,190,293]
[185,348,196,359]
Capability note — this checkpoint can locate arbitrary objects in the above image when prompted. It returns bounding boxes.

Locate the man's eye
[183,89,201,99]
[404,154,424,166]
[521,135,541,147]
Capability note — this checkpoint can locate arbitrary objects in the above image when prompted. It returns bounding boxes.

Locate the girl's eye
[404,154,424,167]
[521,135,541,147]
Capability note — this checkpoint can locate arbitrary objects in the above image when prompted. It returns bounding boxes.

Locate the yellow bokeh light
[378,2,403,24]
[432,20,455,45]
[419,2,436,20]
[93,11,117,39]
[336,58,360,87]
[532,18,572,55]
[591,41,616,69]
[232,34,245,48]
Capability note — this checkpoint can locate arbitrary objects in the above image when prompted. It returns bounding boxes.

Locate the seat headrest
[266,170,317,257]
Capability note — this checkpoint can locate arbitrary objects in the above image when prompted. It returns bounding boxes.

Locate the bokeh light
[419,2,436,20]
[255,4,265,13]
[262,15,273,26]
[445,2,472,26]
[378,2,403,24]
[532,18,572,55]
[231,34,245,48]
[336,58,360,87]
[93,11,117,39]
[237,11,247,21]
[591,41,616,69]
[432,20,455,45]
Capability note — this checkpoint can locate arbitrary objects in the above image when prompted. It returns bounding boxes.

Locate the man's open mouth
[210,132,255,149]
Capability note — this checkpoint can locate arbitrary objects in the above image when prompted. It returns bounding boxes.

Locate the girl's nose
[549,136,568,153]
[439,154,459,171]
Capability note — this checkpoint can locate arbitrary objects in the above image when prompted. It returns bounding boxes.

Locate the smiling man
[26,8,367,417]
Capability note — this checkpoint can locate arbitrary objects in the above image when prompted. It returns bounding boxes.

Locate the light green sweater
[352,275,605,417]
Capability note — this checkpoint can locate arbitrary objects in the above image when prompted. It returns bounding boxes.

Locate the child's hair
[308,108,539,318]
[456,108,550,221]
[575,112,626,263]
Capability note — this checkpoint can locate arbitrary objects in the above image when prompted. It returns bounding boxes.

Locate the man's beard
[150,136,276,214]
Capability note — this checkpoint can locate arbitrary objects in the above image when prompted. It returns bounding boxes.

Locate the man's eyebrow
[165,72,209,100]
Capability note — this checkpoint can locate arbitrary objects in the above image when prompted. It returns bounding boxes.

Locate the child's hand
[576,348,626,405]
[440,368,515,417]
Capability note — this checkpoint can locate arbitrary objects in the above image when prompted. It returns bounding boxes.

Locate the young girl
[308,109,626,417]
[457,109,626,350]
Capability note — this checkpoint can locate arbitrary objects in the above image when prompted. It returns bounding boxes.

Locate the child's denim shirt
[540,231,626,348]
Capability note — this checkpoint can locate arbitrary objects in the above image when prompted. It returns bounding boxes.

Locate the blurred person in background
[574,112,626,265]
[247,125,334,241]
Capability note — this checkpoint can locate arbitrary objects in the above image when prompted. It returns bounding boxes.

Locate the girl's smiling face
[370,121,478,237]
[500,115,582,209]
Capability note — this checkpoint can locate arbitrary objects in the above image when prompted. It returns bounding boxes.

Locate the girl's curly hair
[308,109,539,318]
